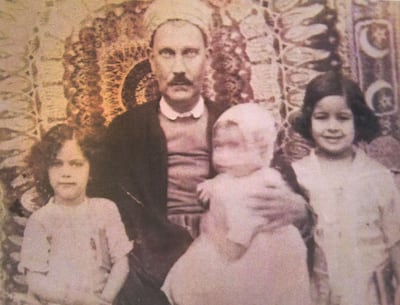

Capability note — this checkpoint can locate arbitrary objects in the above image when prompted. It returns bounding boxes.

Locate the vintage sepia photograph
[1,0,400,304]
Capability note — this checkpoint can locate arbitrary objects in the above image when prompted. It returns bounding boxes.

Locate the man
[102,1,309,304]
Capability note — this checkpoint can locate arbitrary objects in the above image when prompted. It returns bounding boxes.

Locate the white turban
[143,0,213,41]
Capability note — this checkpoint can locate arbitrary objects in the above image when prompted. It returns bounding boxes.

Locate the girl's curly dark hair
[27,123,105,201]
[293,71,380,144]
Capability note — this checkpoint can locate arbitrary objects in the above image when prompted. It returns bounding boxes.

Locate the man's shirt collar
[159,96,205,120]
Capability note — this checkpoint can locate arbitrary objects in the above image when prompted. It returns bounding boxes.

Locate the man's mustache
[168,74,193,86]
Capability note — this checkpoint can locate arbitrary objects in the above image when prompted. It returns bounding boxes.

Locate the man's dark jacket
[98,99,226,305]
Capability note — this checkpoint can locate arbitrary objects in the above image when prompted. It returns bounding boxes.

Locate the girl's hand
[71,289,110,305]
[395,285,400,305]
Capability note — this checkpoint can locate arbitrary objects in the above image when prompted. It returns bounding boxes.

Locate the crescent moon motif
[358,25,389,59]
[365,80,395,115]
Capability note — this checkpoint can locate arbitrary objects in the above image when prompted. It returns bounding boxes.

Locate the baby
[162,103,311,305]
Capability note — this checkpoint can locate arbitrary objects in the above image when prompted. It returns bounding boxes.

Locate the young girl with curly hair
[19,124,133,305]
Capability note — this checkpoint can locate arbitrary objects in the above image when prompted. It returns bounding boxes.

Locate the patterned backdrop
[1,0,399,303]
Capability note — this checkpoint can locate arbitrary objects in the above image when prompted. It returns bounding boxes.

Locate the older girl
[293,71,400,305]
[19,124,133,305]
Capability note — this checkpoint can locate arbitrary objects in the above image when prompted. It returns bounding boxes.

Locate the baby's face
[212,125,262,176]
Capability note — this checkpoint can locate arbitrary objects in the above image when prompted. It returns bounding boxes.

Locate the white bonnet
[214,103,278,162]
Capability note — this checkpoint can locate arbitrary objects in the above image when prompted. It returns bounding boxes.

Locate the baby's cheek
[212,153,231,173]
[212,159,224,174]
[260,168,285,186]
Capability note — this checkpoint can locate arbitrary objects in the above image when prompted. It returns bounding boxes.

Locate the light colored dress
[19,197,133,305]
[162,169,311,305]
[293,149,400,305]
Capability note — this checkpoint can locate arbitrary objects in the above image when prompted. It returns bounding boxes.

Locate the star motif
[379,93,393,107]
[375,89,394,112]
[369,24,388,49]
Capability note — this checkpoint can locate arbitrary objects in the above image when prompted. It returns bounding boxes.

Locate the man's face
[149,20,209,113]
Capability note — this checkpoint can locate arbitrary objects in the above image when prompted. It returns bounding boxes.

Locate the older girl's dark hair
[294,71,380,143]
[27,123,105,200]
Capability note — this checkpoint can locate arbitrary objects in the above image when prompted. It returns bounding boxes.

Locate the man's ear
[204,47,211,66]
[206,46,212,59]
[146,46,153,57]
[147,47,155,70]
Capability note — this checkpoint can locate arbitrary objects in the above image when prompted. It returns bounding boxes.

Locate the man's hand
[242,169,308,232]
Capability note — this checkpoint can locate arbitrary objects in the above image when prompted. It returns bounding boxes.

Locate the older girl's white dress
[19,197,133,305]
[293,149,400,305]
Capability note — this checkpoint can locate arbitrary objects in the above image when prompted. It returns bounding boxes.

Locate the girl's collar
[50,196,88,208]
